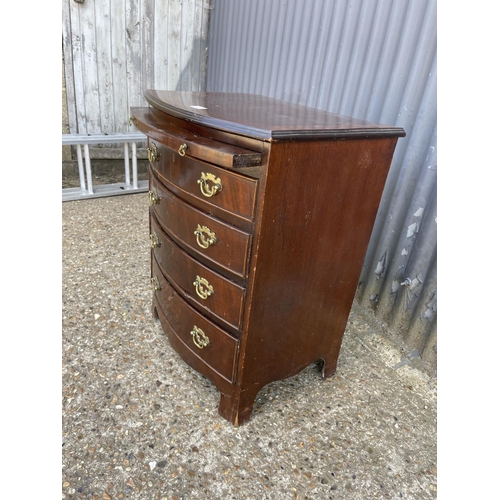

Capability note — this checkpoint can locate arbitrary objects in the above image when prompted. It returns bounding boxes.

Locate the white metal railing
[62,133,148,202]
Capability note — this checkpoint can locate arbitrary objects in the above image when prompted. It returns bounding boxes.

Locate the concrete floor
[62,193,437,500]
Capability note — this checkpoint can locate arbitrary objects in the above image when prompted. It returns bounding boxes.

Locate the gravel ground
[62,193,437,500]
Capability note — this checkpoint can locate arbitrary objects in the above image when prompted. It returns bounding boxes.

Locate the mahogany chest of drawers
[131,91,405,426]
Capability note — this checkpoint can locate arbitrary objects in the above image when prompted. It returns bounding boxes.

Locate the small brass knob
[194,224,217,249]
[197,172,222,198]
[149,189,160,206]
[190,326,210,349]
[151,276,161,292]
[147,142,160,163]
[178,143,188,156]
[193,276,214,299]
[150,231,161,249]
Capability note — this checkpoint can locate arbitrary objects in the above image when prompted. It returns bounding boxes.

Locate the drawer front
[132,106,262,169]
[152,257,239,383]
[150,141,258,221]
[151,218,246,330]
[149,171,251,278]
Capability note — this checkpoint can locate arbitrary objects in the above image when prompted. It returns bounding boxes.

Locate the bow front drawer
[150,217,246,331]
[150,142,258,222]
[131,106,261,169]
[151,258,239,384]
[149,171,252,279]
[132,107,259,222]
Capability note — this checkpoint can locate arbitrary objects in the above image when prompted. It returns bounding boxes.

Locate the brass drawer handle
[193,275,214,299]
[190,325,210,349]
[149,189,160,206]
[150,231,161,249]
[151,276,161,292]
[178,143,188,156]
[197,172,222,198]
[194,224,217,249]
[147,142,160,163]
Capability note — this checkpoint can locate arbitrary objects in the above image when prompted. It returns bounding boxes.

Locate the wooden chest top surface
[145,90,406,141]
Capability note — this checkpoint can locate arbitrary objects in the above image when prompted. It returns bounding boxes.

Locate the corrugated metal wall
[62,0,210,135]
[207,0,437,375]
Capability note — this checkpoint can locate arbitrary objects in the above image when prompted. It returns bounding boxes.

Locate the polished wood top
[145,90,406,141]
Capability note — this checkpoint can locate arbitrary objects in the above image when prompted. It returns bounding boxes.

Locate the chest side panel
[238,137,399,386]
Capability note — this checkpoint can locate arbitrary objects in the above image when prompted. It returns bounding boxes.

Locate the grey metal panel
[207,0,437,374]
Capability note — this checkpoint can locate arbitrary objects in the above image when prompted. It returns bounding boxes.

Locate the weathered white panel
[95,0,114,132]
[68,2,87,133]
[62,0,77,134]
[125,0,143,110]
[79,0,101,133]
[192,0,209,90]
[142,0,155,96]
[110,0,129,133]
[153,0,170,90]
[62,0,210,135]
